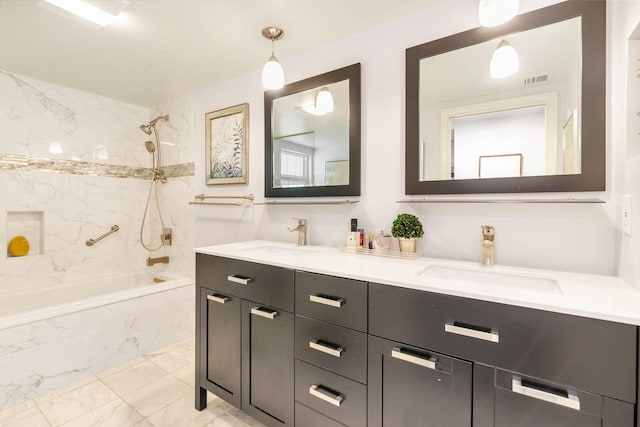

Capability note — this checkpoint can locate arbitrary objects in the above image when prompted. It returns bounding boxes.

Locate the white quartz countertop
[196,240,640,326]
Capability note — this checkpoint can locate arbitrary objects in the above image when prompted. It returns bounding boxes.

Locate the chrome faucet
[288,218,307,246]
[481,225,495,266]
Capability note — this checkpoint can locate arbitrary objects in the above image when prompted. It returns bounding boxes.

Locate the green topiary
[391,213,424,239]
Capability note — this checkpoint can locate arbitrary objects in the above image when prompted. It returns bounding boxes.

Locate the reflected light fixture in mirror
[478,0,519,27]
[490,39,519,78]
[261,26,285,90]
[302,87,335,116]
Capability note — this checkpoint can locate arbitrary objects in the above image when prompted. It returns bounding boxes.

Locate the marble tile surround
[0,284,195,411]
[0,69,197,291]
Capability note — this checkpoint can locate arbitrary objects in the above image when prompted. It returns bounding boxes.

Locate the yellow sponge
[8,236,30,257]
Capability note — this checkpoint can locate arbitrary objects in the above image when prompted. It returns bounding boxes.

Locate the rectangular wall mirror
[405,0,605,195]
[265,63,361,198]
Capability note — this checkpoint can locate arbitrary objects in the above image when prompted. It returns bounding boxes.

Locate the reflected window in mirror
[406,1,605,194]
[265,64,360,198]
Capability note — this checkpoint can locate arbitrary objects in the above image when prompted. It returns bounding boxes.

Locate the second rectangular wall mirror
[405,0,605,195]
[265,63,361,198]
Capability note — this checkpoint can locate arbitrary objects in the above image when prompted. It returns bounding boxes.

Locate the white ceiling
[0,0,443,107]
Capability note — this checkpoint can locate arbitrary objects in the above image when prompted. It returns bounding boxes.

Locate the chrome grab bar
[86,225,119,246]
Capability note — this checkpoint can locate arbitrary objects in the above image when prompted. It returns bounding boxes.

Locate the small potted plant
[391,213,424,253]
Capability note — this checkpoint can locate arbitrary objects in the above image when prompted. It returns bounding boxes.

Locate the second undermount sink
[417,263,562,294]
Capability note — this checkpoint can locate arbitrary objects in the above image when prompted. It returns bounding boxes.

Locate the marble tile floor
[0,337,265,427]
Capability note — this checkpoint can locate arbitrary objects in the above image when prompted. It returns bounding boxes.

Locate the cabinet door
[242,300,294,427]
[368,335,472,427]
[197,288,242,408]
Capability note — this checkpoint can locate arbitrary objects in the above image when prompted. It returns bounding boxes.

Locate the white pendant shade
[490,40,519,79]
[262,55,284,90]
[315,87,334,114]
[478,0,519,27]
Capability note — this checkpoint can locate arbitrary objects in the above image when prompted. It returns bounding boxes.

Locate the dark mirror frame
[405,0,605,195]
[265,63,361,198]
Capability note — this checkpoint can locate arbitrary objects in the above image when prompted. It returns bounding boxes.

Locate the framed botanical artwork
[478,153,523,179]
[324,160,349,185]
[205,103,249,185]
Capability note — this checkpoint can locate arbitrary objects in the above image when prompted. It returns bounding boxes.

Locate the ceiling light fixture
[490,39,519,79]
[41,0,129,27]
[478,0,519,27]
[261,26,285,90]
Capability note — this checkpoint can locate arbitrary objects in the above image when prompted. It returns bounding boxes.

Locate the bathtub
[0,271,194,410]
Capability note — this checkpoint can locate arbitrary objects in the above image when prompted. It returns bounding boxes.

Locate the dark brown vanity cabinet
[369,282,638,427]
[294,271,368,427]
[195,254,295,427]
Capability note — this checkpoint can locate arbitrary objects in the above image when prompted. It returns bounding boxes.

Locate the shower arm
[86,225,120,246]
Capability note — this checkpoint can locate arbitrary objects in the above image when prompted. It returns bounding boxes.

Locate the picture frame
[205,103,249,185]
[478,153,523,179]
[324,160,349,185]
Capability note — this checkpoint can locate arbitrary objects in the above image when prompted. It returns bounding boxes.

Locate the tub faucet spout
[288,218,307,246]
[147,256,169,266]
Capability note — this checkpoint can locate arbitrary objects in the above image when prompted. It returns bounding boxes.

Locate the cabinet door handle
[309,293,345,308]
[250,306,279,320]
[309,340,344,358]
[444,322,499,343]
[512,378,580,411]
[309,384,344,407]
[391,347,437,370]
[206,294,230,304]
[227,274,253,285]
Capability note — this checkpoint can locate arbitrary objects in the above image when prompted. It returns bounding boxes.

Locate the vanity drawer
[295,359,366,427]
[295,271,367,332]
[369,283,637,403]
[295,403,346,427]
[295,316,367,383]
[197,253,294,311]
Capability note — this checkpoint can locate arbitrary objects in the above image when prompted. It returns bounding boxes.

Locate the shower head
[139,114,169,135]
[139,124,153,135]
[144,140,156,153]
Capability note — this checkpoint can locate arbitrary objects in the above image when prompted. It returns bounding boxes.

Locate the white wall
[613,1,640,288]
[194,0,626,277]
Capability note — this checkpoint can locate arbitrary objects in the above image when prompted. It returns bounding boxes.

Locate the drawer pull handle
[512,378,580,411]
[227,274,253,285]
[207,294,230,304]
[309,294,345,308]
[250,306,279,320]
[309,340,344,358]
[444,322,499,343]
[309,384,344,407]
[391,347,437,370]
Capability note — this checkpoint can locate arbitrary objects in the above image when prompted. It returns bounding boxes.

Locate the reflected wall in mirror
[406,0,605,194]
[265,63,361,197]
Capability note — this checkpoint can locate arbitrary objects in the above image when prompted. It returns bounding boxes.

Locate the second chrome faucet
[288,218,307,246]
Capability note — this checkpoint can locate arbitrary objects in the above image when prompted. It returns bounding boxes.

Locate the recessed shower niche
[6,211,43,258]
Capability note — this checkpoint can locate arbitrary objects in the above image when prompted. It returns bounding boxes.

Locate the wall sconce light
[478,0,519,27]
[490,39,519,78]
[261,26,285,90]
[302,87,334,116]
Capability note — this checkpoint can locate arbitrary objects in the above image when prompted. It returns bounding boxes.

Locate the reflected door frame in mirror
[405,0,605,194]
[265,63,361,197]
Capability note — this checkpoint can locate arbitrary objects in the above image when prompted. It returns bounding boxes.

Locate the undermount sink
[242,245,314,257]
[417,263,562,294]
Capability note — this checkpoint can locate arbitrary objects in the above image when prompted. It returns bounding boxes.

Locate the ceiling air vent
[523,74,549,86]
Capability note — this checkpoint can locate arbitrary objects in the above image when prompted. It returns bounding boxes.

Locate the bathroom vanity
[195,241,640,427]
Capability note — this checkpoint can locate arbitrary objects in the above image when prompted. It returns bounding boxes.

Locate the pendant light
[261,26,285,90]
[478,0,519,27]
[490,39,519,78]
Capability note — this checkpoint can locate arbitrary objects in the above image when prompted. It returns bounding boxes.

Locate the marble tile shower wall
[0,70,196,292]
